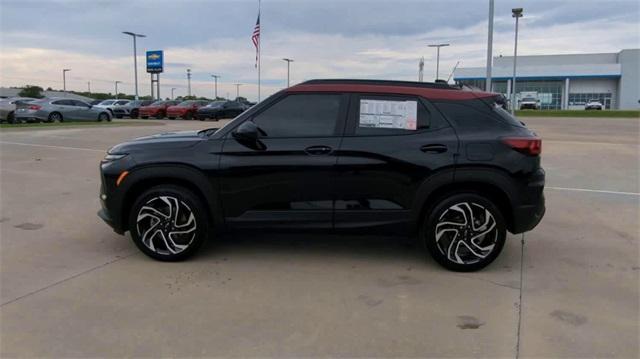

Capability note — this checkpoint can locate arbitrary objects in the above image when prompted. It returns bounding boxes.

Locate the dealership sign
[146,50,163,73]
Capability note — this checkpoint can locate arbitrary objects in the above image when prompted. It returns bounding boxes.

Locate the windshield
[115,100,129,105]
[149,101,166,106]
[177,101,196,107]
[100,100,115,105]
[522,97,536,102]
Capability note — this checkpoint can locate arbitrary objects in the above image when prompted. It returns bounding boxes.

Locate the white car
[94,99,131,114]
[519,97,541,110]
[585,100,603,110]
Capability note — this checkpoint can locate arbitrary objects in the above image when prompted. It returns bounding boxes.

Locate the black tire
[156,112,164,119]
[168,117,175,120]
[48,112,63,123]
[141,116,149,119]
[98,112,110,122]
[130,110,139,119]
[7,111,15,124]
[129,185,209,261]
[184,112,193,121]
[423,193,506,272]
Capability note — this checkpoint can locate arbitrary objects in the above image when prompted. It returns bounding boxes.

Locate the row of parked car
[0,97,251,124]
[91,99,251,121]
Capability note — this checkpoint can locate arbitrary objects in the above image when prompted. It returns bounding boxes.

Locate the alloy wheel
[136,196,197,255]
[434,202,498,265]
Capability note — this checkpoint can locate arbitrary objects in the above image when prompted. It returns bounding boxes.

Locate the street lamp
[282,58,294,87]
[428,43,449,81]
[114,81,122,99]
[233,83,242,99]
[186,69,192,97]
[122,31,146,100]
[511,8,523,115]
[485,0,495,92]
[62,69,71,93]
[171,87,177,100]
[211,74,220,99]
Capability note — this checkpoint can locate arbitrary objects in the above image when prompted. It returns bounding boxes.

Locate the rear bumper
[511,193,545,233]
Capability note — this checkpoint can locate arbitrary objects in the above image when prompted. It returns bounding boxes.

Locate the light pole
[211,74,220,99]
[511,8,523,115]
[62,69,71,93]
[171,87,176,100]
[233,83,242,99]
[282,58,294,87]
[114,81,122,99]
[87,81,91,93]
[428,43,449,81]
[186,69,192,97]
[122,31,146,100]
[485,0,495,92]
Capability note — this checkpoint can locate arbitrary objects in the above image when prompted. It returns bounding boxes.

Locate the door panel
[334,94,458,231]
[218,93,348,229]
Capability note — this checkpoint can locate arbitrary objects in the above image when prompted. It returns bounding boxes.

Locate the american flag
[252,13,260,68]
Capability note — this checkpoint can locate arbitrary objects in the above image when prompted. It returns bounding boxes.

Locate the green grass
[515,110,640,118]
[0,120,158,130]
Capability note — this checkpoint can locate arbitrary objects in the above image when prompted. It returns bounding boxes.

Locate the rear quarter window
[433,98,524,129]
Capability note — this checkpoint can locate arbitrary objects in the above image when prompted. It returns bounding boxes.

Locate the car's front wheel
[129,185,209,261]
[98,112,110,122]
[423,193,506,272]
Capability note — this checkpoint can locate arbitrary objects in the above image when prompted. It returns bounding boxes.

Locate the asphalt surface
[1,117,638,357]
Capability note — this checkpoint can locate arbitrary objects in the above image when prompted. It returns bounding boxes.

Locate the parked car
[89,99,104,106]
[585,99,603,110]
[519,97,541,110]
[0,97,36,123]
[139,100,179,119]
[196,100,247,121]
[166,100,210,120]
[112,100,155,119]
[98,79,545,271]
[94,99,130,115]
[15,98,111,123]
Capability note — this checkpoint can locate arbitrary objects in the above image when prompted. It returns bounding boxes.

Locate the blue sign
[146,50,163,73]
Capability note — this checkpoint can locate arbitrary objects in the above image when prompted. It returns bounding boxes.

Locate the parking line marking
[0,141,104,153]
[547,186,640,196]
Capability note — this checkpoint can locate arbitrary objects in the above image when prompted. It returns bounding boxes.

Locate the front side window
[253,94,341,138]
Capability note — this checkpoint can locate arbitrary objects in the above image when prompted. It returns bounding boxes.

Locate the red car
[166,100,210,120]
[139,100,179,119]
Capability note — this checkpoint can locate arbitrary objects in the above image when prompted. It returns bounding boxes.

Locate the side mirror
[232,121,260,142]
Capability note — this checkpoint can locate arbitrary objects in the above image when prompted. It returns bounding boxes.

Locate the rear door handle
[420,144,448,154]
[304,145,333,156]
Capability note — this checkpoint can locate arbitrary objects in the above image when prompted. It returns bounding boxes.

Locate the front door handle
[420,144,448,154]
[304,145,333,156]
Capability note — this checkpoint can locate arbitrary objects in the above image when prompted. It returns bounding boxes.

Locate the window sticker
[359,99,417,130]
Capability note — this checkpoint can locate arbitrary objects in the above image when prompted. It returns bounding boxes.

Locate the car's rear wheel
[129,185,209,261]
[423,193,506,272]
[48,112,63,123]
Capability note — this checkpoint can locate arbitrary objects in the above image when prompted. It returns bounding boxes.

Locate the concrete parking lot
[1,117,638,357]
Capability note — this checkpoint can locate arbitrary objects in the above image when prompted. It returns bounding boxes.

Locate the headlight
[102,153,128,162]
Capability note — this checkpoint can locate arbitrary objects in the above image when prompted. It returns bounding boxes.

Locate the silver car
[94,99,130,115]
[14,98,112,123]
[0,97,36,123]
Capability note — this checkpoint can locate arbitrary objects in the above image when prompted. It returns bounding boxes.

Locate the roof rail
[300,79,459,90]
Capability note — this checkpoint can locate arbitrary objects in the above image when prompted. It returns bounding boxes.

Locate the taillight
[502,137,541,156]
[28,105,41,110]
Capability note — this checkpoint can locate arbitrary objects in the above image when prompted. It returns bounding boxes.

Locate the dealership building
[454,49,639,110]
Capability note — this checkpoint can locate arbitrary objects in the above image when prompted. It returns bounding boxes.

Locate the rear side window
[435,98,524,128]
[253,94,342,138]
[353,95,431,136]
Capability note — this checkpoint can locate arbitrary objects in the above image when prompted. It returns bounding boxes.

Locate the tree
[18,85,44,98]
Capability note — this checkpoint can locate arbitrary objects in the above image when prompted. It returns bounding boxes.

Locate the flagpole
[257,0,261,102]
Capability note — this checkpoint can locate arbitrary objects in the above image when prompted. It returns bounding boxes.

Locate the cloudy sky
[1,0,638,100]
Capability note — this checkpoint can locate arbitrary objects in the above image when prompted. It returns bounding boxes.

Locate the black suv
[98,79,545,271]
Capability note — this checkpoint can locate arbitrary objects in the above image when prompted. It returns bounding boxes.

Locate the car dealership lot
[0,118,638,357]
